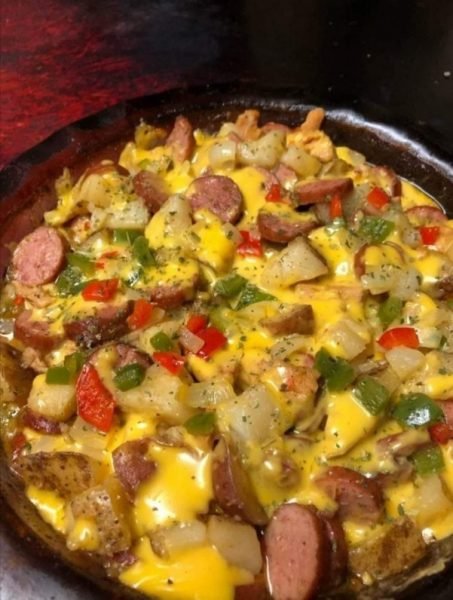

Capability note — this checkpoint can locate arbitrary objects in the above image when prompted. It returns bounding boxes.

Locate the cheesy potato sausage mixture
[0,108,452,600]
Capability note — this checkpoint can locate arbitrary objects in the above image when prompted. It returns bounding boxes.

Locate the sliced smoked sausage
[133,171,168,214]
[321,514,348,588]
[257,211,318,243]
[212,437,268,526]
[265,503,329,600]
[112,438,156,501]
[148,279,198,309]
[64,302,133,349]
[186,175,244,224]
[316,466,384,524]
[294,178,353,206]
[14,310,61,353]
[12,226,65,286]
[166,115,195,163]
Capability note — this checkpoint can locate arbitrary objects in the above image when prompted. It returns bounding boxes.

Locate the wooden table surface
[0,1,452,599]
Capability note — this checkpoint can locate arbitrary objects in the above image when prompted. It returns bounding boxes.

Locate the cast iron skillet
[1,83,453,599]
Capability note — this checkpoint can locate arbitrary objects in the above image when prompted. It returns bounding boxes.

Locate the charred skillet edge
[0,83,453,599]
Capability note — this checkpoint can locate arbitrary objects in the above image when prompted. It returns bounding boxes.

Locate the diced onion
[179,326,205,354]
[208,140,237,169]
[186,379,235,408]
[150,521,207,558]
[281,145,321,177]
[237,131,285,169]
[102,199,149,230]
[374,366,401,394]
[261,237,328,288]
[271,335,308,360]
[324,318,369,360]
[392,267,421,301]
[385,347,425,380]
[68,416,108,451]
[207,516,262,575]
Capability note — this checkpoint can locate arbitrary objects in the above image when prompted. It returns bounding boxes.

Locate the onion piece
[150,521,207,558]
[186,379,235,409]
[207,516,262,574]
[385,347,425,380]
[208,140,237,169]
[68,416,108,453]
[270,335,308,360]
[280,144,321,177]
[237,131,285,169]
[179,326,204,354]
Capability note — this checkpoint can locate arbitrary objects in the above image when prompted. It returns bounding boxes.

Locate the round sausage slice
[14,310,61,353]
[133,171,168,214]
[316,466,384,524]
[12,226,65,286]
[148,279,198,309]
[22,408,62,435]
[265,503,328,600]
[186,175,244,224]
[294,178,353,206]
[257,211,318,243]
[405,205,447,225]
[260,305,315,336]
[64,302,133,349]
[321,514,348,588]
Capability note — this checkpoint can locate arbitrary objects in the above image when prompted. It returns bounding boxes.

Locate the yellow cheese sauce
[2,107,453,599]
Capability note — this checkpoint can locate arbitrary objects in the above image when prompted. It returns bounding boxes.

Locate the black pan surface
[1,84,452,599]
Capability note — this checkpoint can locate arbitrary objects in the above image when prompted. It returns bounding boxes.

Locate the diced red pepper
[82,278,119,302]
[265,183,283,202]
[101,250,120,259]
[95,260,105,269]
[237,231,263,257]
[187,314,208,334]
[127,299,155,330]
[13,295,24,306]
[419,226,440,246]
[76,364,115,432]
[329,194,343,219]
[378,327,420,350]
[11,431,27,458]
[429,423,453,445]
[367,187,390,210]
[153,351,185,375]
[196,327,227,358]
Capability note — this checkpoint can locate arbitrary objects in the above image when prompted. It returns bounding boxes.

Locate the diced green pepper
[151,331,173,351]
[66,253,94,275]
[113,363,146,391]
[393,393,445,428]
[354,376,390,416]
[214,274,247,298]
[132,236,156,267]
[378,296,403,329]
[55,267,88,297]
[235,283,276,310]
[184,412,216,435]
[113,229,143,245]
[359,217,395,243]
[64,351,85,379]
[124,268,144,288]
[314,348,355,391]
[208,307,228,333]
[411,444,445,476]
[46,366,71,385]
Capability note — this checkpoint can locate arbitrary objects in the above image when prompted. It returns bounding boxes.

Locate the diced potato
[186,379,236,409]
[207,516,262,575]
[261,237,328,288]
[145,195,192,249]
[27,374,76,421]
[102,198,149,230]
[69,477,131,555]
[322,318,369,360]
[115,365,194,424]
[13,452,102,499]
[280,144,321,177]
[237,131,285,169]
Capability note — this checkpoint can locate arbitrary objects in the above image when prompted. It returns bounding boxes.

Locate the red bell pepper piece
[265,183,283,202]
[76,364,115,433]
[196,327,227,358]
[367,187,390,210]
[187,314,208,334]
[378,327,420,350]
[429,423,453,445]
[237,231,263,257]
[82,278,119,302]
[153,351,185,375]
[13,295,24,306]
[329,194,343,219]
[11,431,27,458]
[419,226,440,246]
[127,299,155,330]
